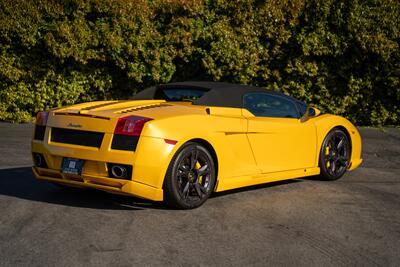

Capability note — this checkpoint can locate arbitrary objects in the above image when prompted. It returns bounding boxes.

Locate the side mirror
[308,106,321,117]
[301,106,321,122]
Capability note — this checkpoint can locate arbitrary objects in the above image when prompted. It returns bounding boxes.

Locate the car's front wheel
[319,128,351,180]
[163,142,216,209]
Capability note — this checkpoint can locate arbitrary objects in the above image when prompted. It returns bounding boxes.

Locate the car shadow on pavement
[211,179,300,198]
[0,167,301,210]
[0,167,166,211]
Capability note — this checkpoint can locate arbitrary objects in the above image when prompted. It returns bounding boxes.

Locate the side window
[243,93,300,118]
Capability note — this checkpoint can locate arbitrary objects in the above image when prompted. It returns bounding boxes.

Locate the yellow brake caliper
[196,162,202,184]
[325,146,330,168]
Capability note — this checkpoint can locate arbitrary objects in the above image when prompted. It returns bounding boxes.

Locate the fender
[312,114,362,170]
[134,113,258,189]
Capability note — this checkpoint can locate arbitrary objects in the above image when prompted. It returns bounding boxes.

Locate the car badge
[67,123,82,128]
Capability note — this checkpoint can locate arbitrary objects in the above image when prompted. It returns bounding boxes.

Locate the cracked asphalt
[0,123,399,266]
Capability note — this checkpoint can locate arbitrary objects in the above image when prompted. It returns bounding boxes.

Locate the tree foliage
[0,0,399,125]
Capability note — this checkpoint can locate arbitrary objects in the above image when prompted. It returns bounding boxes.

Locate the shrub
[0,0,398,125]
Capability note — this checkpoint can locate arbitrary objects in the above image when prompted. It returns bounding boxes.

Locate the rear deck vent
[54,112,110,120]
[116,104,171,114]
[81,101,118,111]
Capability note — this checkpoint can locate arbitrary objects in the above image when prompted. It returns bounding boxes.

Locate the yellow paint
[244,115,317,173]
[31,100,363,201]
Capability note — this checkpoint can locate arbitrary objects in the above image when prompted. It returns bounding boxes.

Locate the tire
[163,142,216,209]
[319,128,351,181]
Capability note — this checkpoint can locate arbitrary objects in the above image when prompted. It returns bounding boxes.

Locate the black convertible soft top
[132,81,302,109]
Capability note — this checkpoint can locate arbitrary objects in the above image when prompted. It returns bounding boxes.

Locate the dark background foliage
[0,0,399,125]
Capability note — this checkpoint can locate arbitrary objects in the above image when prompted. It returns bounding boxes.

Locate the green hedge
[0,0,399,125]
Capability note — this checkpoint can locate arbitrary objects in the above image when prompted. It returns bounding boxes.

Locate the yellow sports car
[31,82,362,209]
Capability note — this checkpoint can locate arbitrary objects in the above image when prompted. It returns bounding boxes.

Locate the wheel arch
[160,138,220,193]
[334,125,352,153]
[317,125,352,167]
[187,138,219,182]
[313,114,362,171]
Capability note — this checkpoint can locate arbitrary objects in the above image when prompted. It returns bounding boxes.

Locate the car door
[244,92,317,173]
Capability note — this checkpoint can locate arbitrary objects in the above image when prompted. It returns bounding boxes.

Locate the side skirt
[215,167,320,192]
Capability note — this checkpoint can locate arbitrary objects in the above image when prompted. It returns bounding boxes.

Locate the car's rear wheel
[164,142,216,209]
[319,128,351,180]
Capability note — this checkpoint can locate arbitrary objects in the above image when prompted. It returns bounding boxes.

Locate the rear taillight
[114,116,153,136]
[36,111,49,126]
[34,111,48,141]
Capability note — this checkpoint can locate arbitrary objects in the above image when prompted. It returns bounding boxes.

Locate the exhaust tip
[111,165,127,179]
[34,154,42,166]
[107,163,132,180]
[33,153,48,168]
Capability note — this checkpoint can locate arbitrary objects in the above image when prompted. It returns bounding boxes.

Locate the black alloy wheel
[319,128,351,180]
[164,142,216,209]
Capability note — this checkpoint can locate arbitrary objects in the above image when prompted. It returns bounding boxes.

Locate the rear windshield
[155,88,209,102]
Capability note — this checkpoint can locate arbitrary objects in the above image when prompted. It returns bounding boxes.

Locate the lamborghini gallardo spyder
[31,82,362,209]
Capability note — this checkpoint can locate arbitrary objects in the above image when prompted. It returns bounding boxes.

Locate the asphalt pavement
[0,123,399,266]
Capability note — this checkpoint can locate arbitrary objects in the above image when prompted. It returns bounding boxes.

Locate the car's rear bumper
[32,166,163,201]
